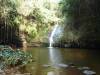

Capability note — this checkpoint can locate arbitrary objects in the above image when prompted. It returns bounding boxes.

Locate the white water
[49,24,67,69]
[49,24,58,47]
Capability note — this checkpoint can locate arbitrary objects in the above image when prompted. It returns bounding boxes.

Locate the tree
[0,0,60,47]
[59,0,100,48]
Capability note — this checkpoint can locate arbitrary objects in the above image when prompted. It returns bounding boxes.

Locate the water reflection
[27,48,100,75]
[49,48,63,67]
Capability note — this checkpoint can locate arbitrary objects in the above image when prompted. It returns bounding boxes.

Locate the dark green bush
[0,49,33,69]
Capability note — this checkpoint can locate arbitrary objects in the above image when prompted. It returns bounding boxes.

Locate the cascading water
[48,23,68,69]
[49,24,58,47]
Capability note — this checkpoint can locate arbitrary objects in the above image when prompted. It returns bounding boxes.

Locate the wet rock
[24,73,31,75]
[0,69,5,75]
[15,74,24,75]
[78,67,90,70]
[4,69,12,75]
[70,65,76,68]
[57,64,68,68]
[0,73,5,75]
[47,71,55,75]
[69,63,75,66]
[83,70,96,75]
[42,64,51,67]
[69,63,76,68]
[0,69,4,73]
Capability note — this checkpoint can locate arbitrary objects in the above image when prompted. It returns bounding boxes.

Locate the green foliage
[59,0,100,48]
[14,0,59,43]
[0,0,60,45]
[0,49,33,69]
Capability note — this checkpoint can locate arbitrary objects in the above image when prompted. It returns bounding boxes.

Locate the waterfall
[49,24,58,47]
[48,23,68,69]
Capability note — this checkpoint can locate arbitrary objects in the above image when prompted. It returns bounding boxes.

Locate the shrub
[0,49,33,69]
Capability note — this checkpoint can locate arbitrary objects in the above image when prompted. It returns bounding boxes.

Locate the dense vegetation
[0,45,33,69]
[0,0,59,47]
[0,0,100,48]
[0,50,32,69]
[59,0,100,48]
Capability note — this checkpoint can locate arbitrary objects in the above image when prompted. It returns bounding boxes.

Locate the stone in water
[42,64,51,67]
[83,70,96,75]
[81,67,90,70]
[58,64,68,68]
[47,71,55,75]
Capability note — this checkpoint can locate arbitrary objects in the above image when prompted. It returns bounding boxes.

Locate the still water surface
[25,47,100,75]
